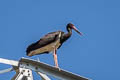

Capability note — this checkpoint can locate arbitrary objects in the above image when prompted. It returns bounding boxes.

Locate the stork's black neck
[66,26,72,37]
[60,26,72,44]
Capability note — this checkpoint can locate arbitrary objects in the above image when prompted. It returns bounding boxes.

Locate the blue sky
[0,0,120,80]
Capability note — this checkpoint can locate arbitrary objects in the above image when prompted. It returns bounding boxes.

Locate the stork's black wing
[26,31,64,54]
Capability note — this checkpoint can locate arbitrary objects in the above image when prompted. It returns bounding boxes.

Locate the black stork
[26,23,82,68]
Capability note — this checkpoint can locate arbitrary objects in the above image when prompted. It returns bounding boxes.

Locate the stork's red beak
[72,26,82,35]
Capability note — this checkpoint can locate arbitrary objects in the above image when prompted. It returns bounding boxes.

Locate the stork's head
[67,23,82,35]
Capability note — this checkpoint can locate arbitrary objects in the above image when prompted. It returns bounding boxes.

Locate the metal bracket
[12,67,33,80]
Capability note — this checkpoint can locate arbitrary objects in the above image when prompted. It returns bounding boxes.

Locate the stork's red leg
[53,48,59,68]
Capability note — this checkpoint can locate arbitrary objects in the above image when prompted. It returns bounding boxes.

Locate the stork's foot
[55,66,61,71]
[58,67,61,71]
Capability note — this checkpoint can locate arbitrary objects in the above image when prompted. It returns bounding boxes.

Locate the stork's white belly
[28,40,61,56]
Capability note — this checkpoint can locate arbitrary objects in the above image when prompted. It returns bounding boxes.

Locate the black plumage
[26,31,65,55]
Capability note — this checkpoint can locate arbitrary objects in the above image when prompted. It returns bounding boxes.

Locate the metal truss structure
[0,57,89,80]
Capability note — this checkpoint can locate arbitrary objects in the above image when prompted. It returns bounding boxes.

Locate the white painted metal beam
[19,58,89,80]
[0,58,18,66]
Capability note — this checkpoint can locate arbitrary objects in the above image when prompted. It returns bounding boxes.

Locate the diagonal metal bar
[37,72,51,80]
[0,67,13,74]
